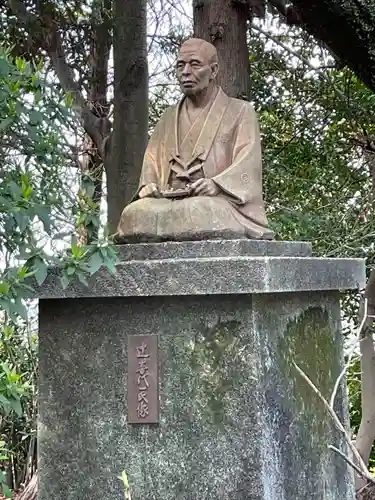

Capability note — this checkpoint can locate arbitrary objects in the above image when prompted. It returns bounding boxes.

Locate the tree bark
[355,152,375,488]
[193,0,251,99]
[106,0,148,234]
[15,472,37,500]
[356,330,375,465]
[287,0,375,93]
[79,0,112,244]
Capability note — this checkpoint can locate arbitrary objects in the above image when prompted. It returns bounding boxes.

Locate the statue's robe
[116,87,274,242]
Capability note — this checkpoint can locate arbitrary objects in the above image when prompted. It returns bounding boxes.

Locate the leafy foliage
[249,24,375,261]
[0,45,117,494]
[0,45,73,319]
[248,20,375,465]
[0,323,36,496]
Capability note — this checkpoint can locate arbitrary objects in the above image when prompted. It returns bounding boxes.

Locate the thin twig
[251,23,375,125]
[293,362,375,486]
[329,445,367,478]
[330,298,368,409]
[252,23,323,71]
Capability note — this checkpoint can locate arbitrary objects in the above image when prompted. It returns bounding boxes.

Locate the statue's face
[176,44,218,96]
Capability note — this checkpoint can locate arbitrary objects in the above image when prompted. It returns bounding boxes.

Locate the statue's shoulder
[157,103,177,124]
[225,97,257,123]
[164,103,178,114]
[227,96,256,113]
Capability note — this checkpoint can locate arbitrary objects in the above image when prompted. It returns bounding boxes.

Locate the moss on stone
[279,306,339,446]
[187,319,243,426]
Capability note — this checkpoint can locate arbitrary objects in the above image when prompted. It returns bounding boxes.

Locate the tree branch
[8,0,106,157]
[330,298,368,409]
[268,0,302,25]
[293,361,375,486]
[329,445,368,480]
[355,266,375,486]
[288,0,375,93]
[251,22,375,126]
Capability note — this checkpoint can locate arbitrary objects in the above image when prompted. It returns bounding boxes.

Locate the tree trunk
[355,151,375,489]
[193,0,251,99]
[106,0,148,234]
[356,329,375,466]
[288,0,375,93]
[357,484,375,500]
[78,0,111,244]
[15,472,37,500]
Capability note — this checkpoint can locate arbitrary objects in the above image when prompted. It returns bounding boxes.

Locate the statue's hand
[139,183,161,199]
[190,178,221,196]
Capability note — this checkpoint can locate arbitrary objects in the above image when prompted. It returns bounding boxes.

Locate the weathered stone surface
[115,238,313,260]
[35,251,363,300]
[37,240,364,500]
[39,291,355,500]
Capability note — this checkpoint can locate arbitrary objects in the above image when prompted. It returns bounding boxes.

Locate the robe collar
[169,86,230,168]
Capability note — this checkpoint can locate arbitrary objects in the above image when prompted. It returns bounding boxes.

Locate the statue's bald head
[176,38,219,97]
[179,38,218,65]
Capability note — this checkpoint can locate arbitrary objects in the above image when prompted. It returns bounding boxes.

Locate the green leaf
[34,258,48,286]
[16,56,24,72]
[9,398,22,417]
[0,57,10,77]
[99,246,108,258]
[121,470,129,489]
[82,178,95,198]
[2,482,12,498]
[0,300,10,316]
[71,243,85,259]
[34,205,52,233]
[10,297,27,321]
[0,394,10,410]
[23,185,33,199]
[0,282,10,295]
[34,88,42,103]
[27,123,39,141]
[106,246,118,261]
[0,117,13,130]
[8,181,22,198]
[65,91,74,107]
[87,252,103,275]
[29,109,43,125]
[60,274,70,290]
[0,195,12,210]
[104,258,117,276]
[77,272,88,287]
[18,266,31,279]
[66,266,76,276]
[13,212,29,233]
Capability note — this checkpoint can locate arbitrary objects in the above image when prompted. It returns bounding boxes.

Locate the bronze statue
[116,38,274,242]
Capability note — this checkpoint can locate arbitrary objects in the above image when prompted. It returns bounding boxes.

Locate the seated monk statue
[116,37,274,243]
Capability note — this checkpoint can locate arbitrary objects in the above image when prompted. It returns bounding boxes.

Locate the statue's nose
[182,63,192,75]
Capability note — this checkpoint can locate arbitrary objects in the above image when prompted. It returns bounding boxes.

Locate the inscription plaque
[127,334,159,424]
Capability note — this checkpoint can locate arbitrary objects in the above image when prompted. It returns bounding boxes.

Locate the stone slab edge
[35,256,365,299]
[115,239,313,260]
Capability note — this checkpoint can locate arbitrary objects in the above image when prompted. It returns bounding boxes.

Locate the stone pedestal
[37,240,365,500]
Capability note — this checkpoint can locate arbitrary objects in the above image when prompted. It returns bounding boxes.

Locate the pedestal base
[37,240,364,500]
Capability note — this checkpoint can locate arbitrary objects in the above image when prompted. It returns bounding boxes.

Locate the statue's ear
[210,62,219,80]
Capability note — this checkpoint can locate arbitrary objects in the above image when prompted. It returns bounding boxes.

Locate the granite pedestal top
[34,239,365,299]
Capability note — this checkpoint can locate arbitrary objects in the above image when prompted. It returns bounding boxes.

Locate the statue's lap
[116,196,247,242]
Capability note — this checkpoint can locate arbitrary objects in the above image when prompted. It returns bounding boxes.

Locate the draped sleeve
[138,111,169,190]
[212,102,262,206]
